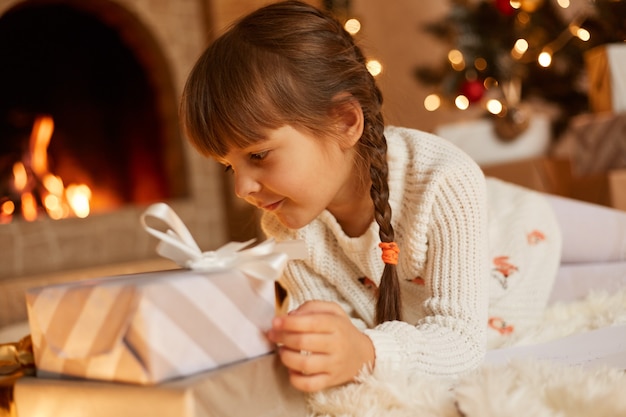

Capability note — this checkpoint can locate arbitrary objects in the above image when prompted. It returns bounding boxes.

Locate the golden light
[21,192,38,222]
[66,184,92,218]
[455,95,470,110]
[0,200,14,223]
[557,0,570,8]
[520,0,544,12]
[366,59,383,76]
[448,49,465,71]
[510,1,521,9]
[486,99,503,114]
[344,18,361,35]
[44,194,66,220]
[1,200,15,216]
[484,77,499,89]
[575,27,590,42]
[44,194,60,209]
[516,11,530,25]
[474,57,487,71]
[424,94,441,111]
[512,38,529,59]
[538,50,552,67]
[30,115,54,176]
[43,173,64,195]
[12,162,27,191]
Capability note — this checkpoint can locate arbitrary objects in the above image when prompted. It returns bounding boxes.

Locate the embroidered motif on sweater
[527,229,546,245]
[410,276,425,285]
[488,316,515,335]
[492,255,518,289]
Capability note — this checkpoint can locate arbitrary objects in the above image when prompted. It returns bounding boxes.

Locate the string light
[474,57,488,71]
[511,38,529,59]
[538,49,552,67]
[1,200,15,216]
[557,0,570,8]
[572,26,590,42]
[366,59,382,76]
[486,99,503,115]
[448,49,465,71]
[344,18,361,35]
[424,94,441,111]
[455,95,470,110]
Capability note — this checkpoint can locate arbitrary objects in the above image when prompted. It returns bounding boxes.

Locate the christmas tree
[415,0,626,139]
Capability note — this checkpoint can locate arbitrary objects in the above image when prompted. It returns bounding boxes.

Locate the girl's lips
[262,199,283,211]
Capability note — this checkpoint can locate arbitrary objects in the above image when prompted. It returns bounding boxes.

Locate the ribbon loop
[141,203,306,281]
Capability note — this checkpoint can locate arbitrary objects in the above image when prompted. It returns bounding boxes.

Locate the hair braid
[361,105,402,324]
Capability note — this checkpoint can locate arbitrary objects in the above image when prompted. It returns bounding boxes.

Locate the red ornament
[494,0,515,16]
[460,79,485,103]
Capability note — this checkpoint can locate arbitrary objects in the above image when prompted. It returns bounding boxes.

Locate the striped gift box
[25,268,277,384]
[25,203,306,385]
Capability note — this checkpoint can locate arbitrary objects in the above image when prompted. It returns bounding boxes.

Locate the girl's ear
[332,94,364,149]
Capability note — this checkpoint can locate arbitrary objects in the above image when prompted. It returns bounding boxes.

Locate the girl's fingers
[272,330,332,355]
[287,369,331,393]
[292,300,345,316]
[273,307,346,334]
[278,345,329,378]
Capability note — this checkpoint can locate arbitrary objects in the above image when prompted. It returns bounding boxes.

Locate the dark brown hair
[181,0,401,324]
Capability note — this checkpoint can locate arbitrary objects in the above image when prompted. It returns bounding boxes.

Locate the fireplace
[0,0,255,281]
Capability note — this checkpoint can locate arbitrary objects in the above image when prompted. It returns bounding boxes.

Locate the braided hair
[181,0,401,323]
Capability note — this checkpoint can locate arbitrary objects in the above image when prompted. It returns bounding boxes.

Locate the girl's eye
[250,151,268,161]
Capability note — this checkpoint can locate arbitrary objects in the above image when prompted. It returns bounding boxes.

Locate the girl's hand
[266,300,375,392]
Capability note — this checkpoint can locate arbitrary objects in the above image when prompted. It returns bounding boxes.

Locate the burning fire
[1,115,92,223]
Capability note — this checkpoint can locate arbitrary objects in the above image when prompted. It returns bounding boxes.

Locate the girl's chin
[274,211,315,230]
[276,217,306,230]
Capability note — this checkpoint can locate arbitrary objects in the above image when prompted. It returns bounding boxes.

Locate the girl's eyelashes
[250,150,269,161]
[219,150,268,173]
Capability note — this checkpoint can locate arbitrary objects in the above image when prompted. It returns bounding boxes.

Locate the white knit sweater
[261,126,562,376]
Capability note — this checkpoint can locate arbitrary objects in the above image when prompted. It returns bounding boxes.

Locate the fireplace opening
[0,0,188,223]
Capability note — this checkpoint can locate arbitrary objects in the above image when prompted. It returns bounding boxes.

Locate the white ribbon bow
[140,203,306,281]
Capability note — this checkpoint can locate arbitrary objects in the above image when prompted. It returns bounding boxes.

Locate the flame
[12,162,28,191]
[21,192,38,222]
[7,115,93,221]
[0,200,15,224]
[66,184,91,218]
[31,116,54,176]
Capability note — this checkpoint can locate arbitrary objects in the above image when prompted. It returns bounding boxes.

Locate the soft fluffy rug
[308,287,626,417]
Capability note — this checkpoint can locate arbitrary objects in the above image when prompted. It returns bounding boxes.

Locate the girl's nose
[234,170,261,199]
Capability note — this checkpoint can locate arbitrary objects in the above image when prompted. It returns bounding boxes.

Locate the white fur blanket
[308,288,626,417]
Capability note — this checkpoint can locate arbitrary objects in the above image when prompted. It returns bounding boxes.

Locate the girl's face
[220,125,365,230]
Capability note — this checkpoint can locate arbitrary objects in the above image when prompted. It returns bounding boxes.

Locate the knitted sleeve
[364,160,490,376]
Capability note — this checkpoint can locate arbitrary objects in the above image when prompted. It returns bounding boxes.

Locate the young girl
[181,1,626,393]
